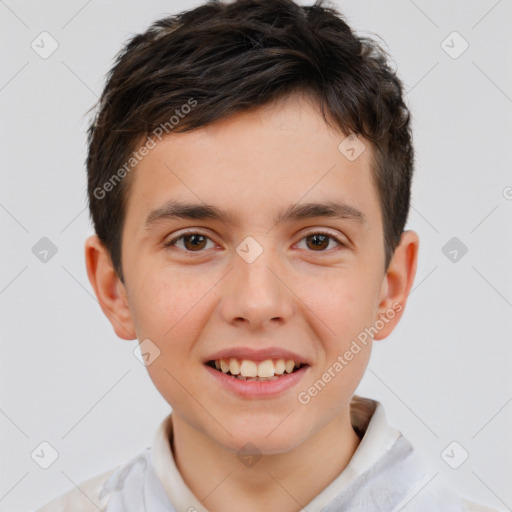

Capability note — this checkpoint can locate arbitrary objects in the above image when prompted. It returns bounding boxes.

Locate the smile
[207,358,305,381]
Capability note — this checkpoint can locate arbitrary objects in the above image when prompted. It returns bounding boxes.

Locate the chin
[214,414,311,455]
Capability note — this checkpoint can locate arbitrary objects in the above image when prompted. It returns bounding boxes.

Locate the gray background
[1,1,511,511]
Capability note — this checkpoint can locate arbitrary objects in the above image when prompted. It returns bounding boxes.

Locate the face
[87,92,418,455]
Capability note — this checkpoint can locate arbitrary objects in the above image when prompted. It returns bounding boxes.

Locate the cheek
[308,270,380,346]
[129,267,210,345]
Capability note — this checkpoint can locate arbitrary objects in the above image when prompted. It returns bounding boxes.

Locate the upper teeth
[214,358,300,378]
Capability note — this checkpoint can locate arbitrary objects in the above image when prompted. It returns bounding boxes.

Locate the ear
[84,235,137,340]
[373,230,419,340]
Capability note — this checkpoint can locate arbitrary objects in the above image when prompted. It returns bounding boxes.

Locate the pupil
[307,234,328,250]
[185,235,206,251]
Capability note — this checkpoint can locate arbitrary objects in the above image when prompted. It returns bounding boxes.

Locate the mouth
[206,358,307,381]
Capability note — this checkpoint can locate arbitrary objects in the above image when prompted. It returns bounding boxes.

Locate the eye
[296,232,345,252]
[163,231,216,252]
[163,230,346,253]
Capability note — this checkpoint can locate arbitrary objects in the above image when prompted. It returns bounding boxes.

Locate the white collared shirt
[36,395,500,512]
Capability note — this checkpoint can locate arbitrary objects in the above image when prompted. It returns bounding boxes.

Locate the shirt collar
[150,395,402,512]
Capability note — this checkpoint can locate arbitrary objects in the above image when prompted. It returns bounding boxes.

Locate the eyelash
[162,230,346,253]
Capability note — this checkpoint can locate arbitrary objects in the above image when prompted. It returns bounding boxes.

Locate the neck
[171,408,361,512]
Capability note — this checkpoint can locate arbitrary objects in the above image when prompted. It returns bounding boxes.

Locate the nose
[218,243,294,331]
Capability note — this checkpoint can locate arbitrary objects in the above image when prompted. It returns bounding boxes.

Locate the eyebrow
[144,200,366,229]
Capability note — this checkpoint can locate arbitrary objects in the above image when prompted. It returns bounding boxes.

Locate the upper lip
[205,347,311,365]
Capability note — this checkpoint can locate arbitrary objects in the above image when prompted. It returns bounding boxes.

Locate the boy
[37,0,499,510]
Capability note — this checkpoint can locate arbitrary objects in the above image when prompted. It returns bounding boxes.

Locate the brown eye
[305,234,330,251]
[182,234,208,251]
[164,232,214,252]
[297,232,343,252]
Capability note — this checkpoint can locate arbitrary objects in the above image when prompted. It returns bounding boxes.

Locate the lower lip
[204,364,309,399]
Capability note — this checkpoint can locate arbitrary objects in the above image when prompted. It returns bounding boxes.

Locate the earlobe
[84,235,137,340]
[373,230,419,340]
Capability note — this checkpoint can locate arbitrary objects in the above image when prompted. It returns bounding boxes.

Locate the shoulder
[34,448,154,512]
[34,466,119,512]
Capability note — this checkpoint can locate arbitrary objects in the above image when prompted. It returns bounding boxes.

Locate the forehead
[123,93,380,230]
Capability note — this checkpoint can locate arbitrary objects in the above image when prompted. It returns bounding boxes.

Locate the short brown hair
[86,0,413,282]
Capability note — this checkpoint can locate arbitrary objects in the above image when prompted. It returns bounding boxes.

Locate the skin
[85,92,419,512]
